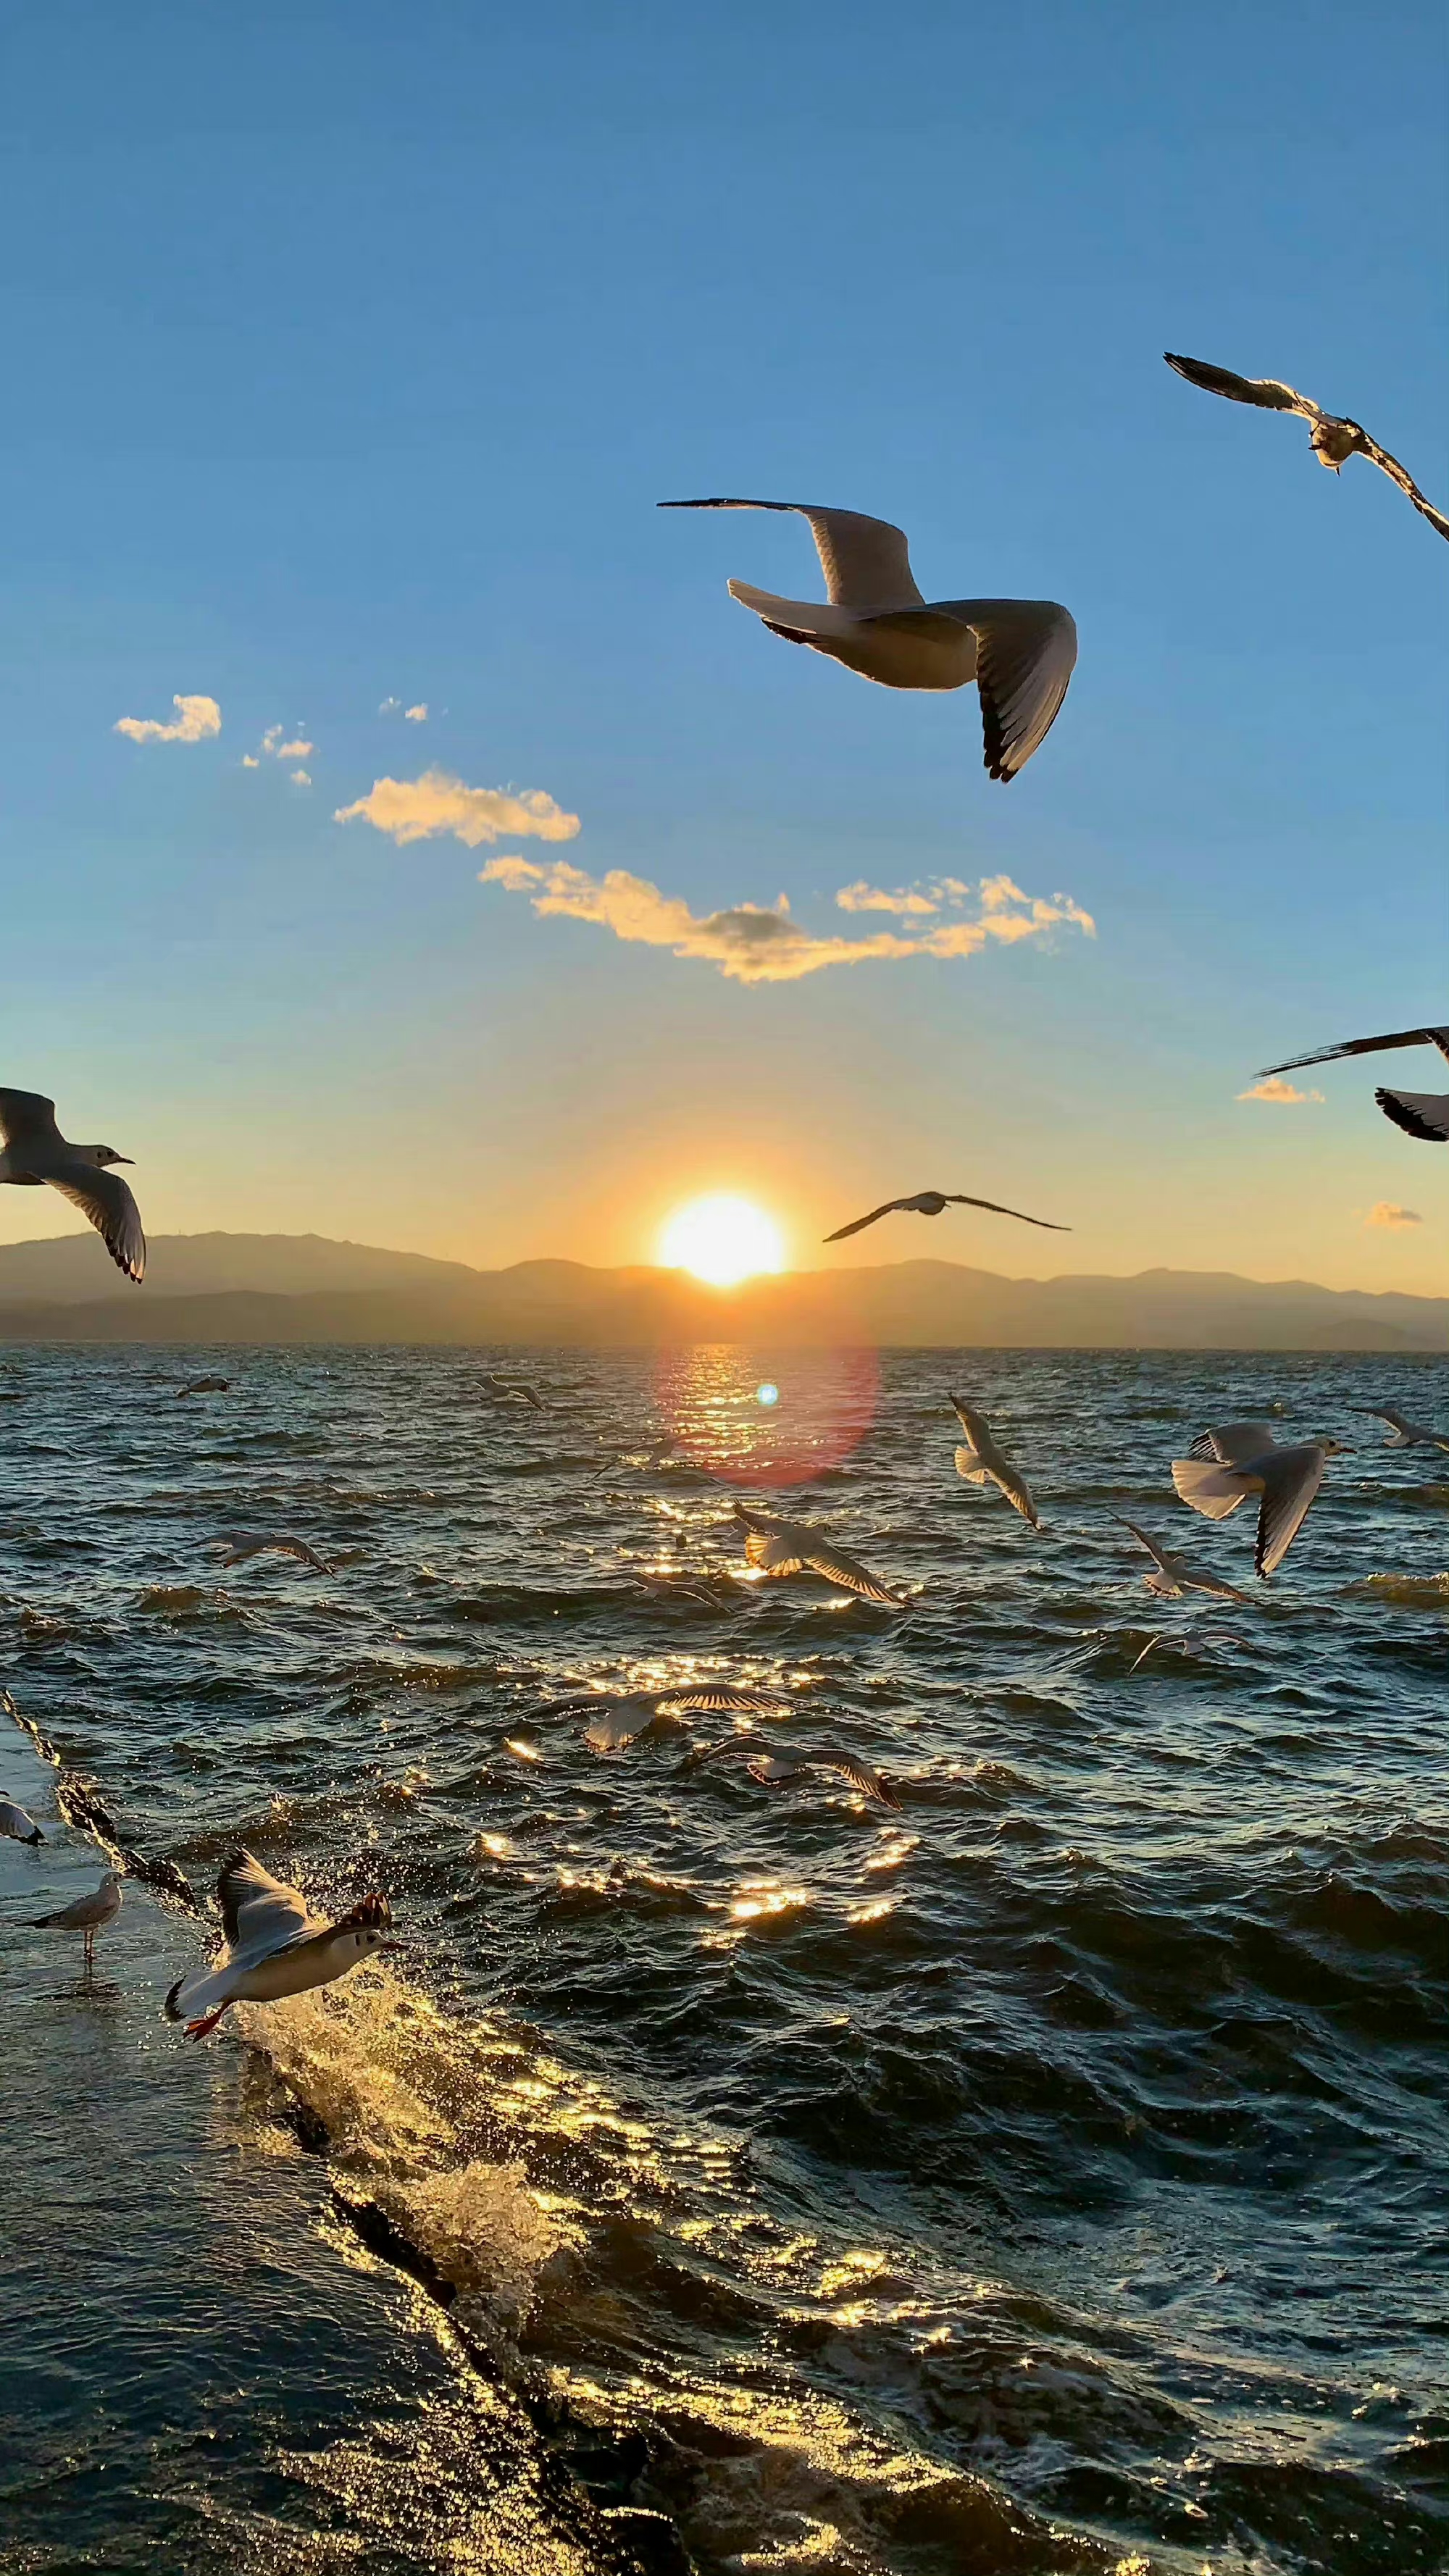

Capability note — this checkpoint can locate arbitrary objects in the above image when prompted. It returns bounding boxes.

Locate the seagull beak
[112,1155,135,1166]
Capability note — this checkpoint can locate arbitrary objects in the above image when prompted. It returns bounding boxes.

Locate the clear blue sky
[2,0,1445,1289]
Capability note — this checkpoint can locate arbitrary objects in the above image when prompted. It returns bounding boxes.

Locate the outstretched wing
[1259,1025,1449,1075]
[1354,435,1449,543]
[751,1750,902,1810]
[0,1090,61,1150]
[50,1166,146,1283]
[956,601,1078,782]
[801,1542,903,1607]
[944,1192,1069,1231]
[1255,1446,1327,1578]
[1164,352,1321,421]
[1377,1088,1449,1143]
[217,1848,314,1960]
[1190,1423,1279,1465]
[655,1685,793,1718]
[823,1200,907,1242]
[659,499,922,609]
[1114,1515,1171,1573]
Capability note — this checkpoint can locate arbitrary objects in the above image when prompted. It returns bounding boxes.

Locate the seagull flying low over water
[540,1682,796,1754]
[216,1532,334,1573]
[1353,1406,1449,1454]
[734,1505,903,1607]
[950,1396,1040,1529]
[1164,353,1449,542]
[483,1373,546,1411]
[1257,1026,1449,1145]
[0,1090,145,1281]
[1113,1516,1254,1605]
[684,1736,903,1810]
[177,1376,230,1398]
[1171,1423,1348,1579]
[29,1868,122,1969]
[0,1797,45,1844]
[660,499,1078,781]
[824,1189,1069,1242]
[166,1849,394,2040]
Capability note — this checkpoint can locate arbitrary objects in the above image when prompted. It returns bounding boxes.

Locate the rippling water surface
[2,1341,1447,2575]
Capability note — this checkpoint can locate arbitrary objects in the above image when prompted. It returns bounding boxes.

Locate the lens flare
[659,1195,785,1288]
[654,1347,879,1488]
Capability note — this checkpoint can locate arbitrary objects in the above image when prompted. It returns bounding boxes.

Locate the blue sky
[2,0,1445,1290]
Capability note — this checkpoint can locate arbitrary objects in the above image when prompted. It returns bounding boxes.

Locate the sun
[659,1194,786,1288]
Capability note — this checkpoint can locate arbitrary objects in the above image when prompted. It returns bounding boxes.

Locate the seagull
[216,1531,334,1573]
[824,1189,1069,1242]
[1256,1026,1449,1145]
[949,1396,1040,1529]
[0,1797,45,1844]
[0,1089,145,1281]
[1171,1423,1348,1578]
[685,1736,902,1811]
[165,1849,394,2040]
[1164,353,1449,541]
[28,1868,122,1970]
[542,1681,797,1753]
[1352,1405,1449,1454]
[1112,1515,1254,1605]
[659,498,1078,781]
[734,1505,903,1606]
[177,1375,230,1397]
[483,1373,546,1411]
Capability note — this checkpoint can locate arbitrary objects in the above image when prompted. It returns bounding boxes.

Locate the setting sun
[659,1194,786,1287]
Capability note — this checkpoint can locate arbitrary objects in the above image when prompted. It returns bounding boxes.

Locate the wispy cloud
[114,693,221,745]
[404,703,428,723]
[1364,1201,1423,1231]
[835,880,942,916]
[1237,1076,1325,1105]
[335,769,581,850]
[291,769,312,787]
[477,858,1094,984]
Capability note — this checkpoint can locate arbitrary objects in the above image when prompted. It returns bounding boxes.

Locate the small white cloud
[277,736,312,758]
[404,703,429,723]
[262,724,283,750]
[378,696,402,714]
[1364,1201,1423,1231]
[1237,1077,1325,1105]
[114,693,221,745]
[241,754,259,769]
[291,769,312,787]
[335,769,580,849]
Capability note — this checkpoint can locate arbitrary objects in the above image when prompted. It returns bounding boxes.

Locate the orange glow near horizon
[658,1195,786,1288]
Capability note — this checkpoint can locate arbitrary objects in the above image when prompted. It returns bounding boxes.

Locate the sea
[0,1341,1445,2576]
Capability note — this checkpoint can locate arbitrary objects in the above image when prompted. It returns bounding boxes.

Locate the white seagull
[734,1505,903,1607]
[1256,1025,1449,1145]
[1171,1423,1348,1578]
[825,1189,1068,1242]
[543,1681,796,1754]
[29,1868,122,1970]
[1353,1405,1449,1455]
[0,1797,46,1844]
[1113,1516,1253,1605]
[686,1736,902,1811]
[1164,353,1449,541]
[949,1395,1040,1529]
[483,1373,546,1411]
[216,1532,334,1573]
[660,499,1078,781]
[0,1089,145,1281]
[165,1849,394,2041]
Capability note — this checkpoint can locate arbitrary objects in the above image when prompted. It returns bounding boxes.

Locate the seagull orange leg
[185,2006,230,2041]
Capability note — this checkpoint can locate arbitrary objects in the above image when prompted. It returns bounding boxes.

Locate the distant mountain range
[0,1231,1442,1350]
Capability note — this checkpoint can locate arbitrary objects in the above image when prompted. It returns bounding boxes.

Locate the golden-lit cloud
[1364,1201,1423,1230]
[477,857,1094,984]
[835,880,941,916]
[335,769,581,850]
[277,735,312,759]
[291,769,312,787]
[1237,1076,1325,1105]
[404,703,428,722]
[241,753,259,768]
[114,693,221,745]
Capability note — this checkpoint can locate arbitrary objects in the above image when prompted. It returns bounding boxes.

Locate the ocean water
[1,1340,1446,2576]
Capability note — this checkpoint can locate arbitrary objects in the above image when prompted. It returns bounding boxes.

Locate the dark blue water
[2,1342,1446,2575]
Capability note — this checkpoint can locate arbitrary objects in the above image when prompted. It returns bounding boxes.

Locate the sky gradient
[2,0,1445,1293]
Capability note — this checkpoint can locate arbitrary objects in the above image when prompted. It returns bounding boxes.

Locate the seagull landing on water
[1353,1405,1449,1455]
[0,1797,45,1844]
[949,1396,1040,1530]
[684,1736,902,1812]
[660,500,1078,782]
[824,1189,1068,1243]
[1164,354,1449,542]
[0,1090,145,1281]
[1171,1423,1348,1579]
[216,1532,334,1573]
[1112,1516,1254,1605]
[29,1868,122,1970]
[733,1505,904,1607]
[166,1849,394,2041]
[1256,1026,1449,1146]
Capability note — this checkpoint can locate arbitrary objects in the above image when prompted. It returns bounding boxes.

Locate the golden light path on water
[653,1344,880,1486]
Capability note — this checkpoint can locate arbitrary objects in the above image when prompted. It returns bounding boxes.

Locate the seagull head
[1318,1436,1351,1456]
[85,1145,134,1168]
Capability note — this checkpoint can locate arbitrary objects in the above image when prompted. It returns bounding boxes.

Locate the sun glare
[659,1194,786,1288]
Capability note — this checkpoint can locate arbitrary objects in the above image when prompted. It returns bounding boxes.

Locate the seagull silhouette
[0,1089,144,1281]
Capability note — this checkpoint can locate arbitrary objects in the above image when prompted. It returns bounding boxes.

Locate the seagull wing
[744,1532,807,1576]
[823,1200,909,1242]
[751,1750,901,1809]
[0,1090,62,1151]
[801,1542,903,1606]
[1254,1444,1328,1578]
[217,1848,316,1962]
[953,601,1078,781]
[50,1165,146,1283]
[943,1192,1069,1231]
[1353,433,1449,543]
[1114,1516,1172,1573]
[1259,1025,1449,1075]
[656,1685,793,1717]
[1191,1423,1279,1465]
[1375,1087,1449,1142]
[1353,1407,1408,1436]
[659,499,922,608]
[1164,352,1323,422]
[1171,1456,1255,1521]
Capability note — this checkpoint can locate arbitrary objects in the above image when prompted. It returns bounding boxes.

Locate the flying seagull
[734,1504,903,1606]
[1257,1026,1449,1145]
[540,1681,796,1754]
[1112,1515,1254,1605]
[1171,1423,1347,1578]
[177,1375,230,1398]
[949,1395,1040,1529]
[825,1189,1068,1242]
[216,1532,334,1573]
[483,1373,546,1411]
[0,1090,144,1281]
[165,1849,394,2040]
[659,499,1077,781]
[29,1868,122,1970]
[685,1736,902,1810]
[1352,1405,1449,1454]
[0,1797,45,1844]
[1164,353,1449,542]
